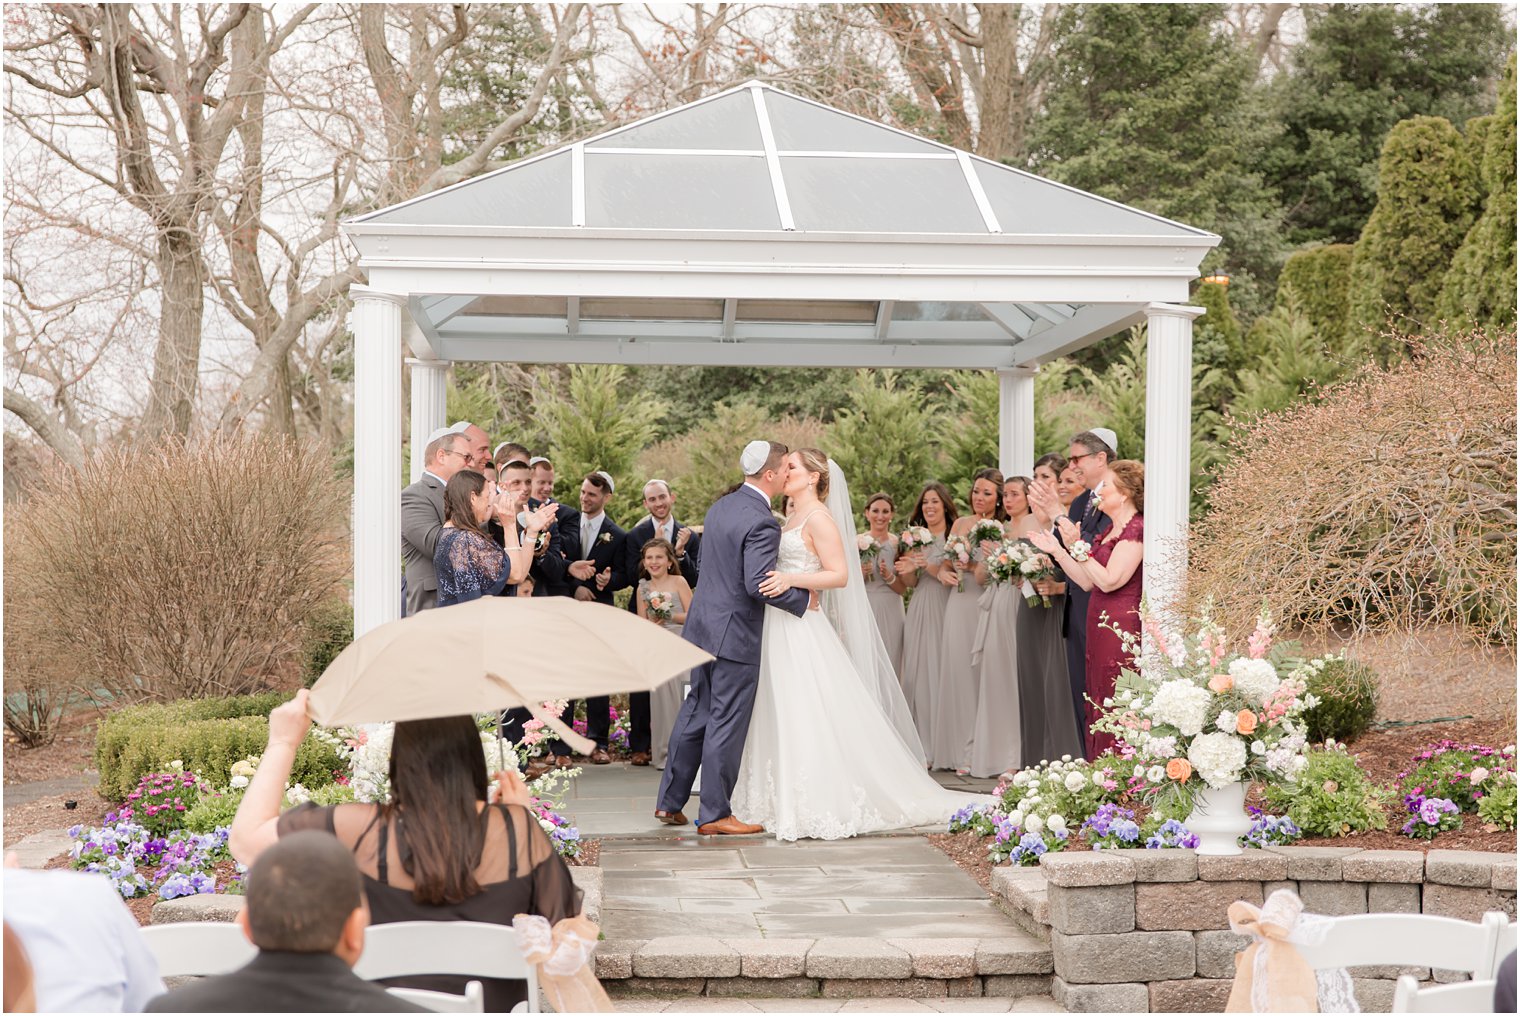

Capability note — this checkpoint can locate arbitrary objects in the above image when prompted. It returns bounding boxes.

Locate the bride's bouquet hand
[758,570,793,597]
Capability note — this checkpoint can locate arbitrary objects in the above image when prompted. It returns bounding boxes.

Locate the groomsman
[460,423,493,471]
[400,422,471,616]
[531,457,581,598]
[621,479,703,766]
[1061,428,1116,739]
[566,471,629,764]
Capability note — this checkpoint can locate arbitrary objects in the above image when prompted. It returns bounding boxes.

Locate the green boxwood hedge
[95,693,343,801]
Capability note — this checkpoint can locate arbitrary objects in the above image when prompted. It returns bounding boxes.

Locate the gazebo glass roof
[350,84,1217,369]
[358,85,1208,239]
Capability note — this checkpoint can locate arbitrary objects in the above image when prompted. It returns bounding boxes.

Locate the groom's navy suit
[1061,488,1111,743]
[658,484,809,826]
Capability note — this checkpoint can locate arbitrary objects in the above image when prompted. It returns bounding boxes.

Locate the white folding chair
[354,921,540,1014]
[139,922,258,978]
[1492,921,1517,979]
[1293,910,1509,980]
[1392,974,1498,1013]
[388,980,486,1013]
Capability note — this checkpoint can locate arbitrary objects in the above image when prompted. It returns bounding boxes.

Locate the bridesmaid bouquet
[1010,540,1058,607]
[942,533,974,591]
[646,589,676,622]
[857,534,882,582]
[1091,606,1317,816]
[968,519,1006,555]
[982,540,1022,587]
[898,525,934,552]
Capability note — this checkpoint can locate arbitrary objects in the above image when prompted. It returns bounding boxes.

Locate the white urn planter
[1186,781,1253,855]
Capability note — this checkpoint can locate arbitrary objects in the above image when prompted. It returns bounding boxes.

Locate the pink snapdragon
[1247,610,1276,659]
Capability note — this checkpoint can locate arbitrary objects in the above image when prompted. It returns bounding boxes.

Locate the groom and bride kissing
[656,440,985,841]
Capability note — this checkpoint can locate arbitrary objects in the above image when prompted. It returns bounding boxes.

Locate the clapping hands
[1055,516,1081,546]
[1026,528,1060,554]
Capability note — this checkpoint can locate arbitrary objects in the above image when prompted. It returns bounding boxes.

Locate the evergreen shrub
[302,598,354,687]
[1263,745,1388,837]
[1300,657,1380,742]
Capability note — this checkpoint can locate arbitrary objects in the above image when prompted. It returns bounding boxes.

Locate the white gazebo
[343,82,1217,637]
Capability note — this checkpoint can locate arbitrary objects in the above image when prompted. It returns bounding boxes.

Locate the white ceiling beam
[417,295,477,329]
[1009,305,1150,366]
[439,315,1014,343]
[875,300,894,340]
[979,303,1035,340]
[441,336,1027,370]
[751,85,795,231]
[404,296,444,359]
[1024,302,1077,325]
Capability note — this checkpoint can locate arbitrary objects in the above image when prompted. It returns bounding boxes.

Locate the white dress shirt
[4,868,166,1012]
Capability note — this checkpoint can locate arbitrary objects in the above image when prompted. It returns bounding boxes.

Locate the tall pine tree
[1264,4,1510,246]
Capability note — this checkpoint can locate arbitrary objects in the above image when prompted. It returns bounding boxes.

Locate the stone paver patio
[612,997,1065,1012]
[566,763,1015,940]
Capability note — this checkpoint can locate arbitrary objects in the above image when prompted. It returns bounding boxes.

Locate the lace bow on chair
[1225,889,1358,1013]
[513,913,614,1013]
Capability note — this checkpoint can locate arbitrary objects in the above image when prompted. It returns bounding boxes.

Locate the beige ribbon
[514,914,613,1013]
[1225,890,1322,1013]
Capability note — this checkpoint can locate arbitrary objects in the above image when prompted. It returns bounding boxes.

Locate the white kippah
[1091,427,1118,457]
[739,440,771,475]
[426,421,469,447]
[528,456,552,468]
[594,470,615,494]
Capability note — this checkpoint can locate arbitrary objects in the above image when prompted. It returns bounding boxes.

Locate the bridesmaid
[932,468,1006,773]
[967,475,1032,778]
[1030,460,1144,759]
[634,538,694,769]
[1017,455,1083,764]
[1056,461,1082,512]
[861,492,907,677]
[896,481,958,751]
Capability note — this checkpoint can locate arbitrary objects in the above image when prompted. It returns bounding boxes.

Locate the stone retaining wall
[990,847,1517,1014]
[592,936,1053,1000]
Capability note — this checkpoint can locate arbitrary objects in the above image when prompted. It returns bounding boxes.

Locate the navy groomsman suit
[569,510,630,751]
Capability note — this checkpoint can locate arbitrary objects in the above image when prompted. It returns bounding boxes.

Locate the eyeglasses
[1069,452,1095,464]
[440,448,468,461]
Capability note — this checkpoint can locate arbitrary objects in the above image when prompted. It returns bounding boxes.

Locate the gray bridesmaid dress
[639,579,689,769]
[864,536,906,678]
[899,535,950,752]
[931,549,985,771]
[968,580,1022,778]
[1016,593,1083,763]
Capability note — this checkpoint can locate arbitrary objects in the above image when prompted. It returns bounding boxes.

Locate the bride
[732,448,989,841]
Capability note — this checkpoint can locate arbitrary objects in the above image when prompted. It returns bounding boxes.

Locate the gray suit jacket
[401,473,447,616]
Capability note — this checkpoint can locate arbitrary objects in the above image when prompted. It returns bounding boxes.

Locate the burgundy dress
[1084,513,1144,759]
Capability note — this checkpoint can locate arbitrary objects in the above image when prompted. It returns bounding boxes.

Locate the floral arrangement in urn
[1092,606,1317,829]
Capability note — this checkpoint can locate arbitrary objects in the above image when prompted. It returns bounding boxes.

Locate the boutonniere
[597,532,613,545]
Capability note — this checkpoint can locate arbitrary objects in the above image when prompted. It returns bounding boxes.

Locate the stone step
[612,996,1065,1012]
[595,936,1055,1004]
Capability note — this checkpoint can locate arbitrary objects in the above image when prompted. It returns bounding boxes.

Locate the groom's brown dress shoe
[655,810,688,825]
[697,815,765,836]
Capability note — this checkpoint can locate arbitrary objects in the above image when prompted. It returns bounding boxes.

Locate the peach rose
[1208,673,1233,693]
[1236,710,1258,735]
[1166,758,1192,782]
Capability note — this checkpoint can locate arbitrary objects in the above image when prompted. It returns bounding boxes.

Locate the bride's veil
[823,460,929,766]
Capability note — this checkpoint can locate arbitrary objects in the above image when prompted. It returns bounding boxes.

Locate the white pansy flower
[229,775,250,790]
[1093,771,1109,787]
[1025,813,1044,833]
[1047,814,1067,834]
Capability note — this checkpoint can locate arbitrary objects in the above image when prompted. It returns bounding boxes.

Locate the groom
[655,440,812,835]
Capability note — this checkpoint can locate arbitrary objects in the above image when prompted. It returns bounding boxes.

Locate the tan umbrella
[306,597,712,751]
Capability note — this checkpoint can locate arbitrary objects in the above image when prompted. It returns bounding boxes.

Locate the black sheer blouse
[278,801,581,1011]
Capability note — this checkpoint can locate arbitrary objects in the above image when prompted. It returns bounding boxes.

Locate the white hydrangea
[1064,771,1088,792]
[1188,732,1249,789]
[1147,679,1213,736]
[1228,658,1280,705]
[1215,709,1240,734]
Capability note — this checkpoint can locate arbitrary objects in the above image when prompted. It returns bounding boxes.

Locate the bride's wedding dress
[732,509,988,841]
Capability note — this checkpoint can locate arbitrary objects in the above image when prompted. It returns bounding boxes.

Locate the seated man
[3,862,165,1012]
[147,831,424,1013]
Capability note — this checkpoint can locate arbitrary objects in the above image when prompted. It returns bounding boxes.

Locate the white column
[1142,302,1205,617]
[351,285,407,638]
[406,358,450,484]
[997,367,1037,479]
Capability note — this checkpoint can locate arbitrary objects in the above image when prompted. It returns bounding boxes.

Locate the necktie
[582,519,592,552]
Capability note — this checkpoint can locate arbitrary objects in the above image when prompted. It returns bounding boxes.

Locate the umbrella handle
[485,673,597,757]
